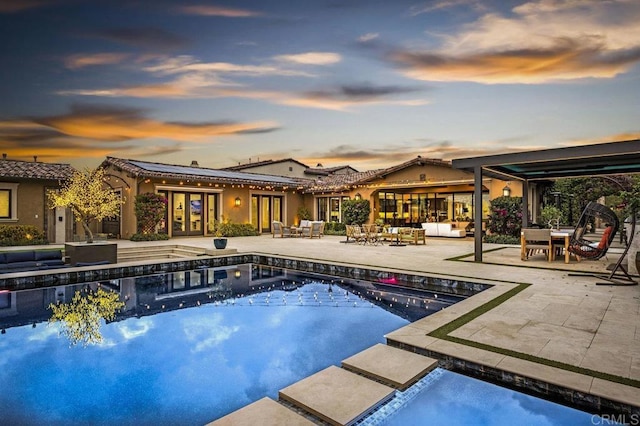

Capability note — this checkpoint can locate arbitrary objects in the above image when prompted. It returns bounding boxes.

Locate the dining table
[550,230,574,263]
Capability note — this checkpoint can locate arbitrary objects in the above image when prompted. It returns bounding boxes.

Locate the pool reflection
[2,264,452,425]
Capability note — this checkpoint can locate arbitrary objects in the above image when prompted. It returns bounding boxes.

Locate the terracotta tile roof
[102,155,455,193]
[102,157,313,189]
[304,165,359,176]
[303,156,453,193]
[222,158,309,171]
[305,169,383,192]
[0,159,75,180]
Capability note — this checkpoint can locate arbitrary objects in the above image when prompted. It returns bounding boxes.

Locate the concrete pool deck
[5,234,638,419]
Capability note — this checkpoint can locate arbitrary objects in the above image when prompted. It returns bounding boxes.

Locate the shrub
[134,192,167,234]
[486,196,523,238]
[130,233,170,241]
[342,199,371,225]
[213,220,259,237]
[323,222,346,235]
[539,205,564,228]
[483,234,520,245]
[0,225,48,246]
[297,206,312,221]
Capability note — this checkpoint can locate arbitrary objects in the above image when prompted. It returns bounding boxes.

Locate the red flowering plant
[487,196,523,239]
[134,192,168,235]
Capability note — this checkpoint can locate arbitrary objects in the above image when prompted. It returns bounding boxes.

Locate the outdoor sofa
[0,249,66,273]
[421,222,466,238]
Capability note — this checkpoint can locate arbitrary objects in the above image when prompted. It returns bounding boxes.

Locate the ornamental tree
[48,168,122,243]
[134,192,167,234]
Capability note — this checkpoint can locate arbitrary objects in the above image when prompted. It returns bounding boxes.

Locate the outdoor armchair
[520,228,551,261]
[272,221,292,238]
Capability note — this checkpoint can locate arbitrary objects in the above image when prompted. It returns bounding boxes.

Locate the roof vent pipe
[33,156,38,162]
[190,160,199,167]
[2,153,6,160]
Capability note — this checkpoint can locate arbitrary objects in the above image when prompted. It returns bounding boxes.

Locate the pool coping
[1,251,638,417]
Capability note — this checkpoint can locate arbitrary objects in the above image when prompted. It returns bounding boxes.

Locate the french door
[172,192,203,236]
[251,194,283,233]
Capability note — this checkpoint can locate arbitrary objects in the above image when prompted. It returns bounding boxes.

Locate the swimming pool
[0,264,462,425]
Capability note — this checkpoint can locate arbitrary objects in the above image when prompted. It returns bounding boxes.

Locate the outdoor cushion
[38,259,65,267]
[5,261,38,270]
[34,250,63,262]
[76,260,111,267]
[5,251,36,263]
[597,226,613,250]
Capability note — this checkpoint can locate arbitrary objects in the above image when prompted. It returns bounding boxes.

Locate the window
[0,183,18,220]
[0,189,9,218]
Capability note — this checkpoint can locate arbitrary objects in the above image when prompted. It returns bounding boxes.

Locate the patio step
[208,344,439,425]
[279,365,395,426]
[208,397,315,426]
[117,245,207,262]
[341,343,438,390]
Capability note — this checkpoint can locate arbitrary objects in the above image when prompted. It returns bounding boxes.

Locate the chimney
[190,160,199,167]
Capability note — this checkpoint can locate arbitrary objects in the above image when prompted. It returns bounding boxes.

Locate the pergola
[452,138,640,262]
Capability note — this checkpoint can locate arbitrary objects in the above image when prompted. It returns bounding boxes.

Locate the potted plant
[210,218,228,249]
[213,228,227,249]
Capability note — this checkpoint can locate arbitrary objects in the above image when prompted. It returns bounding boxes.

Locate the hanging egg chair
[568,201,619,260]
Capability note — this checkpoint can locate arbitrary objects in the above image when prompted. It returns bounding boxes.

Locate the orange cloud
[392,0,640,84]
[37,105,278,142]
[273,52,341,66]
[559,132,640,147]
[65,53,131,69]
[178,5,263,17]
[0,105,280,163]
[391,41,640,84]
[0,0,50,13]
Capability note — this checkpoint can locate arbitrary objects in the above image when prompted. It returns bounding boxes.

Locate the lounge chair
[358,224,381,245]
[399,227,426,245]
[272,221,291,238]
[345,225,363,243]
[309,221,323,239]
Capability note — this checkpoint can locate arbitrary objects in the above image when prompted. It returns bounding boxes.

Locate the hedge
[0,225,48,246]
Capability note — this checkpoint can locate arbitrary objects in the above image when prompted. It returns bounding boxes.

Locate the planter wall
[65,242,117,266]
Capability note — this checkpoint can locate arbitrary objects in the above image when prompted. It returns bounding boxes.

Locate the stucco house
[100,155,519,239]
[0,155,75,243]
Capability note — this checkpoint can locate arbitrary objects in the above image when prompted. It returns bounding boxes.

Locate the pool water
[0,264,601,425]
[368,369,599,426]
[0,267,418,425]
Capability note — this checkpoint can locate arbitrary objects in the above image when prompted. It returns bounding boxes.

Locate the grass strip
[428,282,640,389]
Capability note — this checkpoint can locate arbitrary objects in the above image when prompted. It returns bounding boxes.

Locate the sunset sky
[1,0,639,171]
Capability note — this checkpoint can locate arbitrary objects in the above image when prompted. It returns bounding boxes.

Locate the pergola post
[521,180,529,229]
[474,166,483,262]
